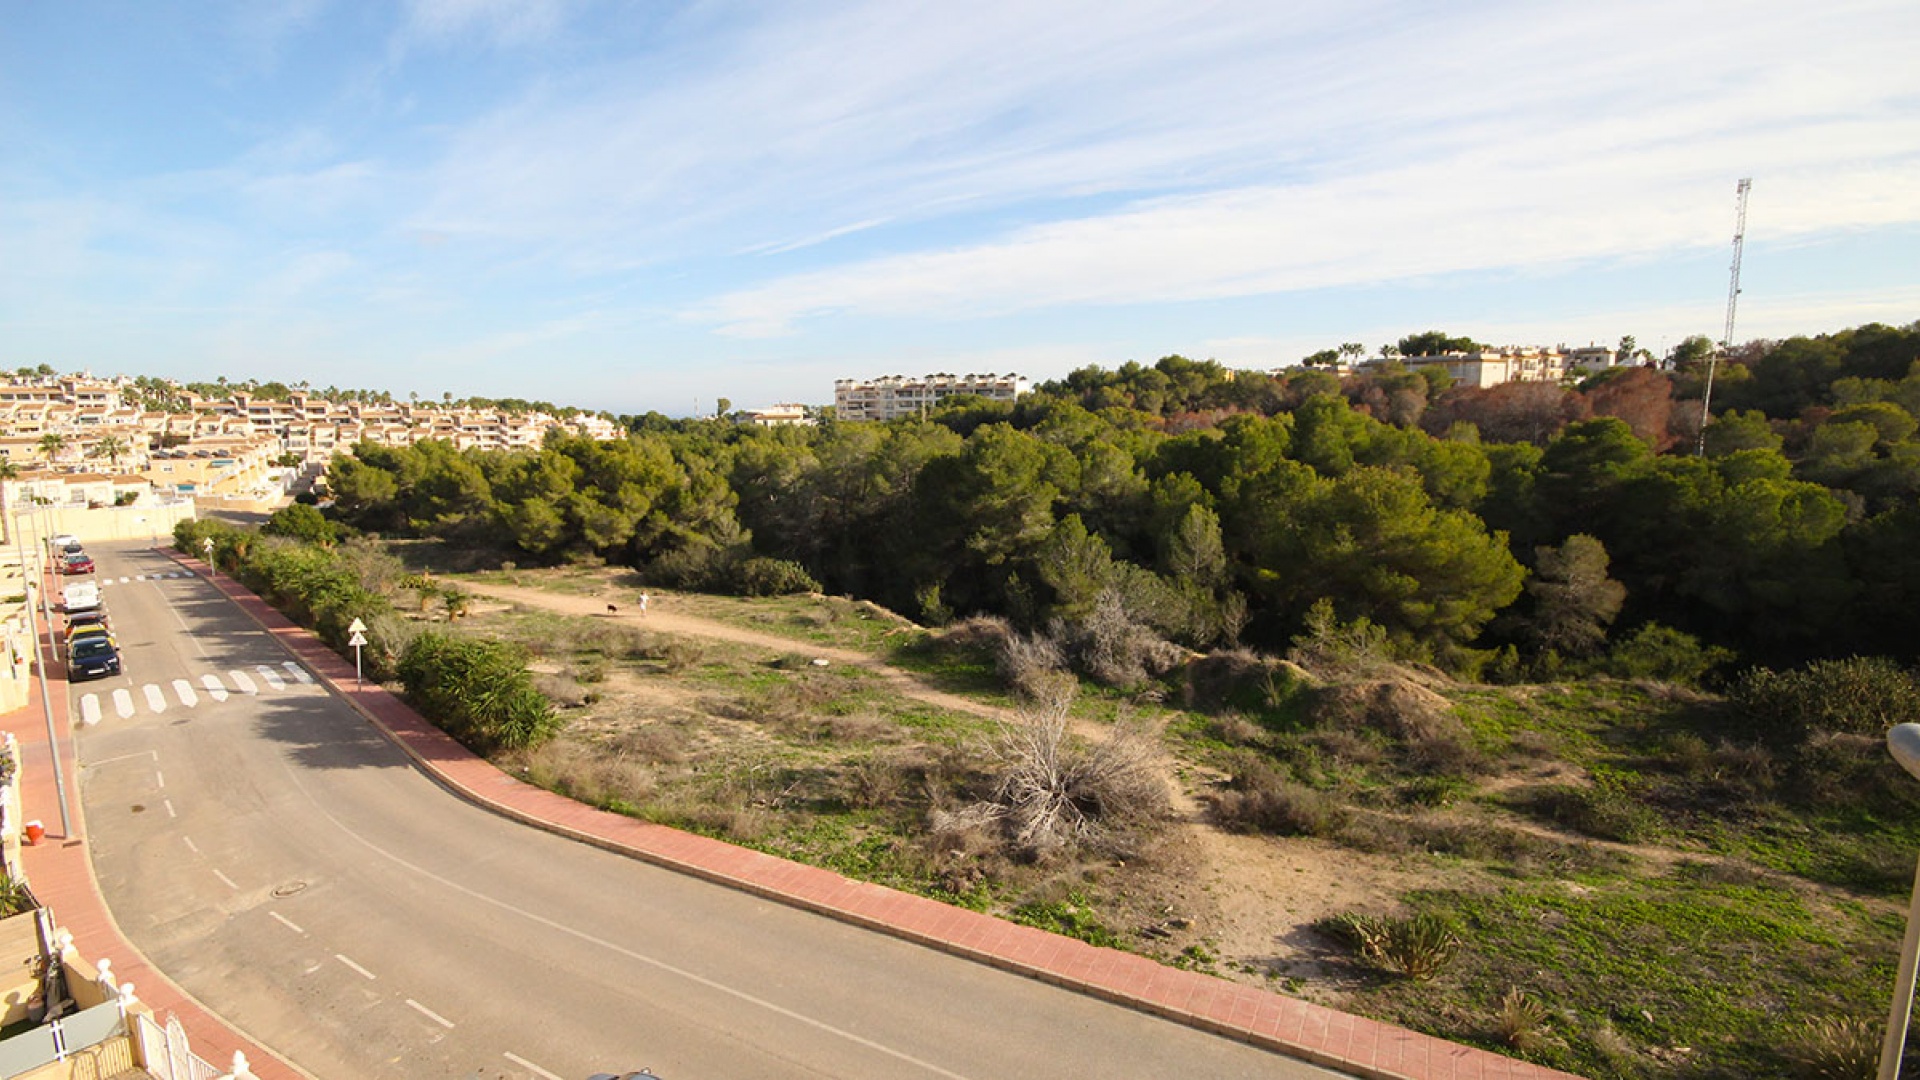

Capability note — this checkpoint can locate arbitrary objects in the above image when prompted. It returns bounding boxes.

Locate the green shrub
[1731,656,1920,743]
[1323,911,1461,979]
[397,633,560,754]
[734,557,820,596]
[1605,622,1734,686]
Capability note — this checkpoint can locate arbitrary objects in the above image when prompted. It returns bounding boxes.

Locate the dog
[606,603,618,616]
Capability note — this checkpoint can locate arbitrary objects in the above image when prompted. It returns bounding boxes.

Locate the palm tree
[36,433,65,466]
[86,435,127,469]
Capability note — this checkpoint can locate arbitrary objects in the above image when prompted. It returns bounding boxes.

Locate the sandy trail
[463,580,1021,725]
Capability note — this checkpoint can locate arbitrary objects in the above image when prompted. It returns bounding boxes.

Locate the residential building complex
[1349,345,1622,388]
[833,373,1032,421]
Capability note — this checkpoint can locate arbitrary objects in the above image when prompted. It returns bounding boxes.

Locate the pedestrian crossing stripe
[75,664,321,725]
[95,572,191,589]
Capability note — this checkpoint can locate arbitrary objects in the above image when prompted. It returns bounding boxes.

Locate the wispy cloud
[402,0,571,47]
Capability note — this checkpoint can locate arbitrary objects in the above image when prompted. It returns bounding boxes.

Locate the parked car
[61,581,100,613]
[67,624,117,650]
[65,610,111,635]
[60,551,94,575]
[68,636,121,680]
[46,533,79,554]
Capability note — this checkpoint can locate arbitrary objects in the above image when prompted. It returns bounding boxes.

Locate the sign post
[347,618,368,689]
[202,536,215,578]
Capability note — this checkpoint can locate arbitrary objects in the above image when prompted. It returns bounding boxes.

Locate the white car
[62,581,100,613]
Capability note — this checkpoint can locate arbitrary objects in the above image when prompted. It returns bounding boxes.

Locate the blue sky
[3,1,1917,416]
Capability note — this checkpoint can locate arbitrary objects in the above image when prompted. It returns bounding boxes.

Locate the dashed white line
[163,799,176,819]
[182,836,200,854]
[283,661,314,685]
[269,911,305,935]
[228,671,258,695]
[405,999,455,1029]
[212,869,239,891]
[154,770,165,788]
[112,689,134,719]
[79,695,101,726]
[134,575,146,581]
[200,674,228,702]
[143,684,166,712]
[173,679,198,707]
[335,954,377,980]
[257,665,286,691]
[502,1053,562,1079]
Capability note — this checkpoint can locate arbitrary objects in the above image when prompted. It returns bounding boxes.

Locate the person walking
[638,592,649,617]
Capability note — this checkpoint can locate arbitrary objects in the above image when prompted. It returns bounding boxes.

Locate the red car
[60,552,94,575]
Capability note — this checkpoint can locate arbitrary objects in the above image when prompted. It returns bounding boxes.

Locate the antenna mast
[1698,178,1751,454]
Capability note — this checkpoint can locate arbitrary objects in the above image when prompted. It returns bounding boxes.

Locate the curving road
[67,540,1342,1079]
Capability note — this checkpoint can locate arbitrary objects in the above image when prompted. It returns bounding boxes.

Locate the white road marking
[143,684,167,712]
[163,799,175,819]
[134,575,146,581]
[79,695,101,726]
[229,671,258,695]
[173,679,198,707]
[200,674,228,702]
[296,784,974,1079]
[257,665,286,691]
[112,689,134,718]
[88,751,160,768]
[502,1053,563,1080]
[213,869,239,890]
[283,662,314,685]
[154,770,164,789]
[335,954,377,980]
[182,836,200,854]
[406,999,455,1029]
[270,911,305,935]
[117,576,130,584]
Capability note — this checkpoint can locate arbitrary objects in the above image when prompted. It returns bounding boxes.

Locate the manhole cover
[271,881,309,899]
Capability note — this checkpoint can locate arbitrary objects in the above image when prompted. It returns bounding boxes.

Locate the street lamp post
[1880,723,1920,1080]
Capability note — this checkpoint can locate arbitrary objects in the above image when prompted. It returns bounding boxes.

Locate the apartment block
[833,373,1031,421]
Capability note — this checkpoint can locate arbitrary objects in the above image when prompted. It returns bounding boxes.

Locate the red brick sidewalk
[28,550,1586,1080]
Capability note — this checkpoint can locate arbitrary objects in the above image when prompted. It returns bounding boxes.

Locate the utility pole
[1699,178,1751,455]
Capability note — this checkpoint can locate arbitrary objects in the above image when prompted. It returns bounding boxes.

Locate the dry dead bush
[519,741,655,807]
[937,614,1015,656]
[1183,648,1312,712]
[1317,679,1484,775]
[1204,712,1266,747]
[999,631,1068,701]
[615,723,688,764]
[951,691,1169,861]
[1209,759,1348,837]
[533,672,592,708]
[1052,591,1187,690]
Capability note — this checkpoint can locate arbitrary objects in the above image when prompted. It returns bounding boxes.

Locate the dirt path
[464,581,1023,726]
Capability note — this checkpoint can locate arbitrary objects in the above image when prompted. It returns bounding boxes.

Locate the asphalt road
[68,541,1343,1080]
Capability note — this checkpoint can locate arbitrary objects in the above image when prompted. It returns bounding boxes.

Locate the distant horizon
[22,312,1907,423]
[4,2,1917,415]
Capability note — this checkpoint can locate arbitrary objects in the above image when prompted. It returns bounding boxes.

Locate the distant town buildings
[741,403,815,428]
[833,373,1032,421]
[0,374,622,507]
[1341,345,1623,389]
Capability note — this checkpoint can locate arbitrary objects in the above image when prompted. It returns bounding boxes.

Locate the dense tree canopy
[321,319,1920,669]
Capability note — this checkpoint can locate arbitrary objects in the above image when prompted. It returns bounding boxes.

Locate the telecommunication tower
[1698,178,1752,454]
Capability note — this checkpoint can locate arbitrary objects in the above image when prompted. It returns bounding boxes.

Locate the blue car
[68,636,122,680]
